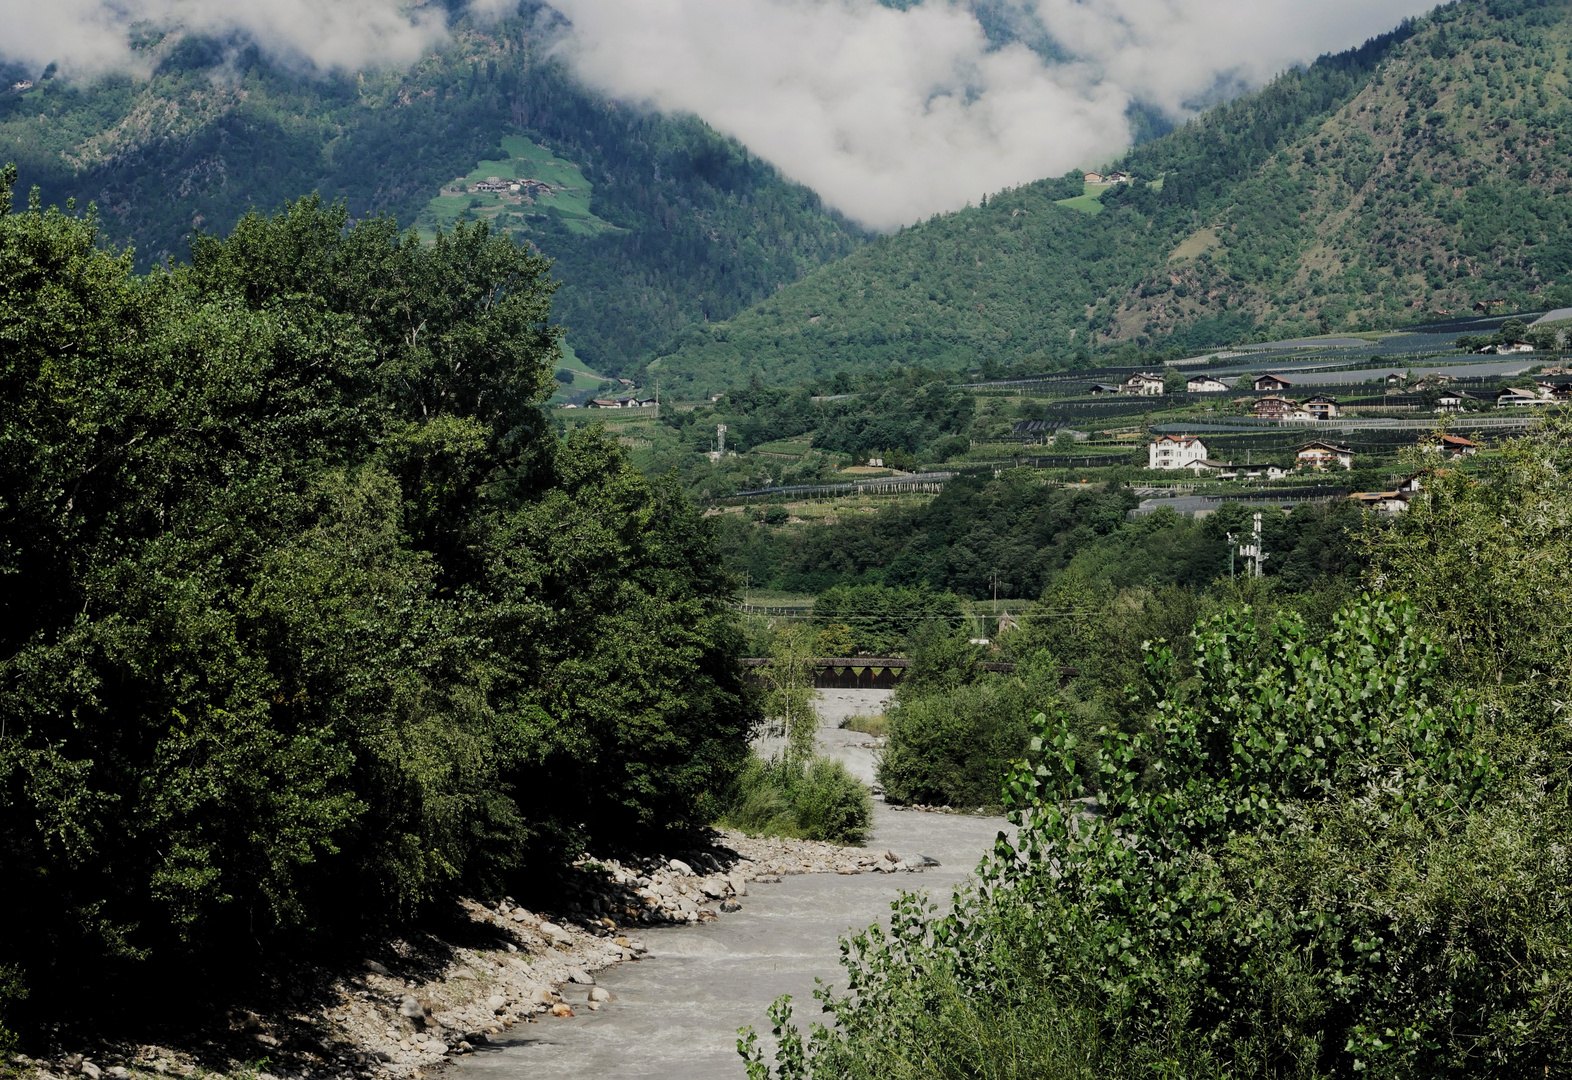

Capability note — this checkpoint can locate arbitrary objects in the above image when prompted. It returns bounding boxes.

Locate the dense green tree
[0,175,755,1036]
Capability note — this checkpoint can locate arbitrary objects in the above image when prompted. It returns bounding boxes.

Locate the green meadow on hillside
[416,135,620,241]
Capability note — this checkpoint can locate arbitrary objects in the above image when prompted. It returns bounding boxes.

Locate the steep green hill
[649,0,1572,393]
[0,16,866,374]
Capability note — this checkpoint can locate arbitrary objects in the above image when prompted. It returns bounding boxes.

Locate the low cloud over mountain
[6,0,1437,228]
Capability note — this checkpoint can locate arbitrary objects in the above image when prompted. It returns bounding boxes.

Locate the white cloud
[0,0,448,77]
[0,0,1441,229]
[545,0,1438,229]
[548,0,1132,229]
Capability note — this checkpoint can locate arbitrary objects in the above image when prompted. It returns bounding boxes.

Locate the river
[453,689,1008,1080]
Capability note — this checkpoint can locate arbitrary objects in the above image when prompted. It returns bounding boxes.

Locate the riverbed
[454,690,1009,1080]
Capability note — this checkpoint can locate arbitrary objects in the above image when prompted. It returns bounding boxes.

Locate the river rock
[588,987,612,1002]
[701,877,726,899]
[721,899,742,913]
[668,858,693,876]
[420,1040,447,1055]
[567,968,594,984]
[728,873,748,896]
[398,995,425,1019]
[80,1064,101,1080]
[365,959,391,976]
[486,995,507,1013]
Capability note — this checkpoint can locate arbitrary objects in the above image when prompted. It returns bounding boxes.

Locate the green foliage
[716,474,1364,601]
[878,677,1033,809]
[659,1,1572,391]
[0,178,756,1030]
[721,755,872,845]
[746,592,1572,1077]
[811,584,967,656]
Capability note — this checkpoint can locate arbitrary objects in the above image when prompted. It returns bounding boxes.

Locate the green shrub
[722,755,872,845]
[746,597,1572,1077]
[878,679,1032,809]
[839,713,888,737]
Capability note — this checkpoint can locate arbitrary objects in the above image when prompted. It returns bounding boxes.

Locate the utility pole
[1237,512,1268,578]
[1226,532,1235,579]
[655,378,660,419]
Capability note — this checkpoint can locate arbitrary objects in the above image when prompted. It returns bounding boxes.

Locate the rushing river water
[454,690,1009,1080]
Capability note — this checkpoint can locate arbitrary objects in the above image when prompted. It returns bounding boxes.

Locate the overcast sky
[3,0,1439,229]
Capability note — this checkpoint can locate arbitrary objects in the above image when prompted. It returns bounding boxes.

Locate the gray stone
[701,877,727,899]
[510,910,528,922]
[105,1069,128,1080]
[917,854,941,867]
[667,858,693,876]
[398,996,424,1019]
[588,987,612,1002]
[720,899,742,913]
[567,968,594,984]
[81,1064,101,1080]
[485,995,507,1013]
[728,873,748,896]
[420,1041,447,1056]
[364,960,391,976]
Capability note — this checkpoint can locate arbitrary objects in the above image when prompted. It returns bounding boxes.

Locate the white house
[1187,376,1230,393]
[1149,435,1209,470]
[1296,441,1354,471]
[1124,372,1166,396]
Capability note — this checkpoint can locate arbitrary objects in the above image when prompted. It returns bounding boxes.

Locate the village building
[1347,490,1410,516]
[1241,465,1288,481]
[1083,172,1105,184]
[1296,441,1354,471]
[1123,372,1166,396]
[1148,434,1209,470]
[1252,395,1298,419]
[587,398,620,408]
[1436,391,1472,413]
[1088,382,1124,395]
[1105,171,1131,183]
[1301,394,1340,420]
[1495,386,1544,407]
[1426,434,1479,459]
[1180,458,1233,475]
[1254,373,1293,392]
[1186,375,1230,393]
[1386,372,1407,385]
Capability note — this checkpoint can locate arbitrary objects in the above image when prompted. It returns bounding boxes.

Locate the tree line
[0,175,757,1043]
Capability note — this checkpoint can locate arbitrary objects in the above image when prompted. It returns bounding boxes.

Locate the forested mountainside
[650,0,1572,393]
[0,12,865,374]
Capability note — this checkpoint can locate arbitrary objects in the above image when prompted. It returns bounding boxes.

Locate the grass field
[751,439,816,457]
[547,340,608,403]
[1055,181,1108,215]
[416,135,620,241]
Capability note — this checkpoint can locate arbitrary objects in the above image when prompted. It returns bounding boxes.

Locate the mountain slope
[649,0,1572,393]
[0,15,866,373]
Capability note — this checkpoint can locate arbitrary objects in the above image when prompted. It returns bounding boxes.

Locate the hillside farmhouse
[1426,434,1479,458]
[1296,441,1354,471]
[1187,375,1230,392]
[1495,387,1544,407]
[1252,396,1297,419]
[1124,372,1165,396]
[1149,435,1209,470]
[1302,394,1340,420]
[1254,373,1293,392]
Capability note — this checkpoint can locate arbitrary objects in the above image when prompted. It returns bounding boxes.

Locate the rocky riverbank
[7,830,937,1080]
